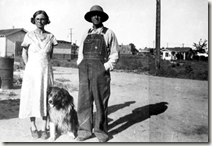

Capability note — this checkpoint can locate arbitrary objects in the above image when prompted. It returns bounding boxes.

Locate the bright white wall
[0,37,6,57]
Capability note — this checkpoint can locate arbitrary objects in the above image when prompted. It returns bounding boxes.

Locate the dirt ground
[0,67,208,142]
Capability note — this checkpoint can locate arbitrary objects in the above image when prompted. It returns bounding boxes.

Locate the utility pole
[155,0,161,70]
[73,40,77,56]
[70,28,73,60]
[70,28,73,44]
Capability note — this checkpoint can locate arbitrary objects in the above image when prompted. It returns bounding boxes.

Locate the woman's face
[35,14,47,29]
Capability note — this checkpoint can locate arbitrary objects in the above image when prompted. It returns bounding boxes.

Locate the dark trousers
[77,58,111,140]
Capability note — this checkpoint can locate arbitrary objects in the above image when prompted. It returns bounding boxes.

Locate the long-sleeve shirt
[77,26,120,71]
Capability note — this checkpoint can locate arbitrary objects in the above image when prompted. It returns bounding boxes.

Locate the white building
[0,28,27,57]
[161,47,193,60]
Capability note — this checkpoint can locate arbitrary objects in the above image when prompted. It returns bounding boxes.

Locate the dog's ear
[59,88,67,107]
[69,95,75,108]
[60,88,74,107]
[47,87,53,95]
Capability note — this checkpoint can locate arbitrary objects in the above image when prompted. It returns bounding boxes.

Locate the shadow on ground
[93,101,136,123]
[12,85,21,90]
[108,102,169,135]
[0,99,20,119]
[108,101,136,115]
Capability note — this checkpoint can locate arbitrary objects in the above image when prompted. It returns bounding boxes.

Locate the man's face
[91,14,102,25]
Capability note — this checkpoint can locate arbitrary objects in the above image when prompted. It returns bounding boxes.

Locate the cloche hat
[84,5,109,23]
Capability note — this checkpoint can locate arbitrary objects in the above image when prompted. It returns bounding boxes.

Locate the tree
[193,39,208,53]
[129,43,138,55]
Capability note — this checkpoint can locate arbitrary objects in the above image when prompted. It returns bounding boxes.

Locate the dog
[47,87,78,141]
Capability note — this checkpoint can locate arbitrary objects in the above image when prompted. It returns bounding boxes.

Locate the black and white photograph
[0,0,209,143]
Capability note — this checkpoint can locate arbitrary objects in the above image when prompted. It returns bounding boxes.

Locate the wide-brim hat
[84,5,109,23]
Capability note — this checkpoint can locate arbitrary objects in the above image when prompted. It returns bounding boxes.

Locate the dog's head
[47,87,74,110]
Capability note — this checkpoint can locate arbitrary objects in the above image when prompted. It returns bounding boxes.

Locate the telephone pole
[155,0,161,70]
[70,28,73,60]
[70,28,73,44]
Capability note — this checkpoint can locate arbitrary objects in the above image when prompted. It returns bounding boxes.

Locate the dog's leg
[47,116,50,131]
[68,125,78,139]
[48,122,56,142]
[68,132,77,139]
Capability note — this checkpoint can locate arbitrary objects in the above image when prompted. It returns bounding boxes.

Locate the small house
[53,40,78,60]
[161,47,193,60]
[138,47,153,56]
[0,28,27,57]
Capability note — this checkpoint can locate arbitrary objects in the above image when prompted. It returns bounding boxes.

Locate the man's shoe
[76,136,92,141]
[98,137,109,142]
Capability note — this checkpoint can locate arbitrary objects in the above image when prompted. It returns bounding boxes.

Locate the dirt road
[0,67,208,142]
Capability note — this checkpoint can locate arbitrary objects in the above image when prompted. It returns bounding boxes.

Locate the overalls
[77,27,111,140]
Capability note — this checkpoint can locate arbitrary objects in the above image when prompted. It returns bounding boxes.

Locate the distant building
[0,28,27,57]
[53,40,78,60]
[161,47,193,60]
[197,52,208,57]
[194,51,208,61]
[54,40,71,54]
[0,29,79,60]
[138,47,152,55]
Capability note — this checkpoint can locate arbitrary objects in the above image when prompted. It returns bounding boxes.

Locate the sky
[0,0,208,49]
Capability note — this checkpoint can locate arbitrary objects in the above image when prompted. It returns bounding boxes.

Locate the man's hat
[84,5,109,23]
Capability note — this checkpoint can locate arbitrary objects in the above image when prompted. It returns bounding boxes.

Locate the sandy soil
[0,67,208,142]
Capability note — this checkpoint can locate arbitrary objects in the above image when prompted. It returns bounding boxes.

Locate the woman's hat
[84,5,109,23]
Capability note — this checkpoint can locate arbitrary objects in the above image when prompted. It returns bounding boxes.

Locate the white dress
[19,30,58,119]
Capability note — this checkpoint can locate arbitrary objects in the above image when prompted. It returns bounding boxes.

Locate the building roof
[57,40,72,44]
[0,28,27,37]
[162,47,192,52]
[54,40,74,50]
[139,49,150,53]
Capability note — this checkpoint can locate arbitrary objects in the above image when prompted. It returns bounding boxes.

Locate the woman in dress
[19,10,58,139]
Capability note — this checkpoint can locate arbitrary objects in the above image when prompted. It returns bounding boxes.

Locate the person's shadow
[108,102,169,135]
[93,101,136,123]
[108,101,136,115]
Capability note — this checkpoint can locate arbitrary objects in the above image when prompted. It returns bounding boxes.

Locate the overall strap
[88,28,92,34]
[101,27,108,34]
[87,27,108,34]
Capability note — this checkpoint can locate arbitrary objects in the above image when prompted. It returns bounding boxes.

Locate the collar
[89,25,105,34]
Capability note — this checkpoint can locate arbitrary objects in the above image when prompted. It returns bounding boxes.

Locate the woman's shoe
[41,131,48,140]
[30,128,39,138]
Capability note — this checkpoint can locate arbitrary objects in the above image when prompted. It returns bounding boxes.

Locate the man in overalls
[76,5,120,142]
